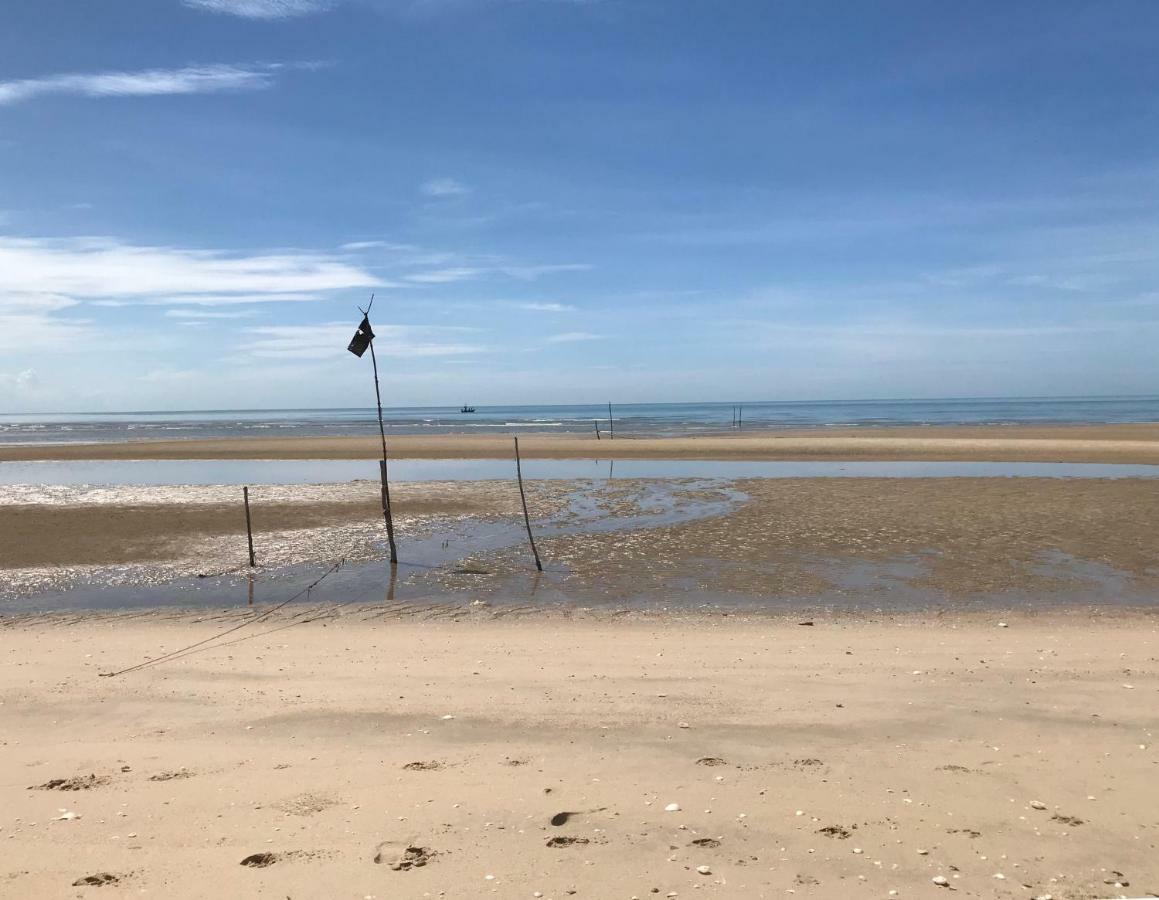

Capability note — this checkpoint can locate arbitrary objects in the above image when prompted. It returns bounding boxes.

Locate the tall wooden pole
[243,485,256,568]
[368,337,398,566]
[608,402,614,440]
[514,437,543,572]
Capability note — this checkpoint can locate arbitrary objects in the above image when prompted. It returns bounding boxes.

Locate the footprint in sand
[373,841,436,870]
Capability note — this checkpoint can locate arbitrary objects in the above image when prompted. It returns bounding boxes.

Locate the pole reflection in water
[385,563,398,605]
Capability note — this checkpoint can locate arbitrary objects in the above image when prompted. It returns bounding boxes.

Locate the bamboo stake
[243,485,256,568]
[514,437,543,572]
[362,301,398,566]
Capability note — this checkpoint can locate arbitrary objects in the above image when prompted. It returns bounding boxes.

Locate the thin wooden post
[738,404,743,431]
[243,485,256,568]
[608,402,614,440]
[514,437,543,572]
[369,339,399,566]
[594,419,601,440]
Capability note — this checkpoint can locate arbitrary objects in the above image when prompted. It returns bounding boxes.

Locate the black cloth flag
[347,314,375,358]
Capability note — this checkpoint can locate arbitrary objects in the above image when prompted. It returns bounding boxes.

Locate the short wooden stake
[594,419,601,440]
[243,485,256,568]
[514,437,543,572]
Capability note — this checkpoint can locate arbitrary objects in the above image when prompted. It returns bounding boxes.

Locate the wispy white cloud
[243,322,487,360]
[164,309,260,319]
[340,239,421,252]
[516,301,576,312]
[94,293,328,308]
[546,331,603,343]
[499,263,591,281]
[404,267,484,284]
[0,237,378,300]
[421,177,471,198]
[0,368,39,390]
[183,0,332,18]
[0,63,293,107]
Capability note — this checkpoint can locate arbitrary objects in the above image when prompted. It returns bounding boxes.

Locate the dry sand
[1,610,1156,899]
[7,423,1159,463]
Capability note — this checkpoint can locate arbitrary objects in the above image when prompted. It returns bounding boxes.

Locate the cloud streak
[0,237,378,301]
[546,331,603,343]
[421,177,471,198]
[183,0,332,18]
[244,322,487,360]
[0,63,304,107]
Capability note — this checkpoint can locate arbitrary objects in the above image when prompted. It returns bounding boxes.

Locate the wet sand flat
[1,610,1156,899]
[7,423,1159,463]
[6,477,1159,606]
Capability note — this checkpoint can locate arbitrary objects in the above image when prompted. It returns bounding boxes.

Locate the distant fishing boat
[460,405,476,413]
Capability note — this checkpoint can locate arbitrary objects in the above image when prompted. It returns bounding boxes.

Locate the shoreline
[7,422,1159,463]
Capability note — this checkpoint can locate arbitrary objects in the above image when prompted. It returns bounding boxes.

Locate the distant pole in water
[243,485,256,568]
[347,295,398,566]
[608,402,614,440]
[513,437,543,572]
[738,404,743,431]
[594,419,601,440]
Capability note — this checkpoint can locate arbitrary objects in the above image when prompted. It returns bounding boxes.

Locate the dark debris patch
[691,837,721,848]
[695,757,727,767]
[31,774,108,791]
[148,770,194,782]
[240,853,279,868]
[72,873,120,887]
[1051,814,1084,826]
[402,761,442,771]
[546,836,590,848]
[818,825,852,839]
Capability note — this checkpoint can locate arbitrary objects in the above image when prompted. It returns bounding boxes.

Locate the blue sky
[2,0,1159,412]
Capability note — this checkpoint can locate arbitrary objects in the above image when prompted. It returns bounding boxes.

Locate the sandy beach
[7,423,1159,463]
[1,610,1156,899]
[4,425,1159,899]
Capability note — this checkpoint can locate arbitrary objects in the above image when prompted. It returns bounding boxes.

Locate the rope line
[98,557,350,678]
[119,577,387,672]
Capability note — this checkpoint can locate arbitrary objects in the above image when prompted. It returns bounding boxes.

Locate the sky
[2,0,1159,412]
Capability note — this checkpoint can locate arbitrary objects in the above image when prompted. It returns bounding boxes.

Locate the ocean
[2,396,1158,445]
